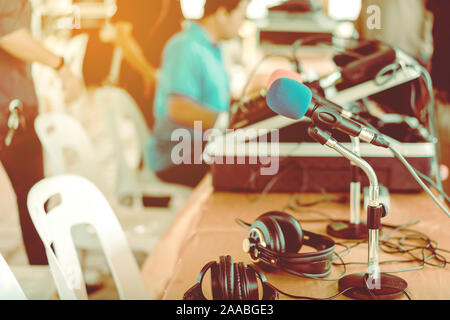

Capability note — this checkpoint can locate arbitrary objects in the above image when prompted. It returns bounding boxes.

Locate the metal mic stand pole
[327,137,368,239]
[308,127,408,300]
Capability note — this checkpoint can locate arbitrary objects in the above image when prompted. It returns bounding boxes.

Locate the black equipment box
[208,120,433,194]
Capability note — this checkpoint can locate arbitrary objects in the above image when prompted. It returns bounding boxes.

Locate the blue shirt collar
[188,21,219,49]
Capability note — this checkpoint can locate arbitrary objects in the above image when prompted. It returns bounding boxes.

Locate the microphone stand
[308,127,408,300]
[326,137,368,239]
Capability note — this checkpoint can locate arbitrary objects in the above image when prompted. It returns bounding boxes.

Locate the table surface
[141,175,450,300]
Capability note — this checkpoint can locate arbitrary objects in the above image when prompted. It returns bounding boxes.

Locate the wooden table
[141,175,450,300]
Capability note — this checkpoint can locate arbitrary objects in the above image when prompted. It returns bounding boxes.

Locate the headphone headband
[183,261,215,300]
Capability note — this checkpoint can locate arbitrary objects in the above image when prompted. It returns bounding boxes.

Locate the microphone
[266,77,390,148]
[267,69,303,91]
[266,69,357,120]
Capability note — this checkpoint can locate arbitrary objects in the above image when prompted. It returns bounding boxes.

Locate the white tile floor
[0,88,193,299]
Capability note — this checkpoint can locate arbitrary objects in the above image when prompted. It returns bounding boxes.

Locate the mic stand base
[338,273,408,300]
[326,220,368,240]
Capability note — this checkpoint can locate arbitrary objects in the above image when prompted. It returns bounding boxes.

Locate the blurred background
[0,0,448,300]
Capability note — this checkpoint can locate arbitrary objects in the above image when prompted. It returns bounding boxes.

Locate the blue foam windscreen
[266,78,313,120]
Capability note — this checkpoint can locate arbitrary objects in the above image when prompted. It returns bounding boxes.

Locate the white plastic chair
[0,254,27,300]
[1,250,56,300]
[34,113,159,282]
[8,264,58,300]
[63,33,89,81]
[27,174,150,300]
[96,86,151,165]
[34,112,109,253]
[93,86,192,210]
[93,86,149,205]
[35,111,144,209]
[34,112,102,185]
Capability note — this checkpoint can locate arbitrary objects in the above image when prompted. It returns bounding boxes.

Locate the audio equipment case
[206,50,432,194]
[206,118,434,193]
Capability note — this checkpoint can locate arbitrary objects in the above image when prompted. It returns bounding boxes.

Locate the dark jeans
[0,110,47,265]
[156,163,210,188]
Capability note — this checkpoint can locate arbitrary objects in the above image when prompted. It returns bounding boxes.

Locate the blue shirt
[147,22,230,172]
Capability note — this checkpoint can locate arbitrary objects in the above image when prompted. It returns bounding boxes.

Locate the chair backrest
[0,254,27,300]
[27,174,150,300]
[34,112,101,182]
[94,86,151,163]
[93,86,152,201]
[64,33,89,80]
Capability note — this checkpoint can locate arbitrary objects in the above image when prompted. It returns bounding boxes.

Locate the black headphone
[242,211,336,278]
[183,256,278,300]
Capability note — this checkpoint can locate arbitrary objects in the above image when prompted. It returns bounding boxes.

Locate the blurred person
[426,0,450,203]
[147,0,250,187]
[426,0,450,103]
[81,0,184,129]
[356,0,433,63]
[0,0,83,265]
[356,0,433,122]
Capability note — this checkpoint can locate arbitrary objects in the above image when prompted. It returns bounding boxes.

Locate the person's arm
[0,28,83,103]
[0,28,62,67]
[168,95,218,129]
[161,41,224,129]
[101,21,156,96]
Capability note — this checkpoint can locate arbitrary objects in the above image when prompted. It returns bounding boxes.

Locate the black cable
[370,43,444,194]
[267,279,412,300]
[236,210,445,299]
[235,218,250,230]
[292,189,346,208]
[351,100,450,204]
[239,54,294,102]
[414,168,450,202]
[284,196,450,273]
[417,67,443,192]
[322,39,446,208]
[245,143,308,203]
[284,194,344,224]
[330,223,450,273]
[287,207,337,224]
[292,34,340,74]
[389,144,450,217]
[266,283,355,300]
[245,160,294,203]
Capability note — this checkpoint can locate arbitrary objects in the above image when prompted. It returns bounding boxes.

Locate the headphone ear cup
[248,214,285,272]
[221,256,234,300]
[245,264,260,300]
[210,261,222,300]
[234,263,245,300]
[270,211,304,253]
[258,214,284,252]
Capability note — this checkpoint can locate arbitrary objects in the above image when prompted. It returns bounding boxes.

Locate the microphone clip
[307,126,332,146]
